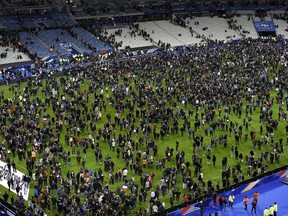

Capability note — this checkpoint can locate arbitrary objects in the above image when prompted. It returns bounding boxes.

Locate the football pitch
[0,64,287,215]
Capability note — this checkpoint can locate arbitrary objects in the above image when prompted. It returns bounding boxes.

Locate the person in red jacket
[183,194,189,203]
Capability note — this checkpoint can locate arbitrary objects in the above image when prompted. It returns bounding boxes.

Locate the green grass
[0,65,287,215]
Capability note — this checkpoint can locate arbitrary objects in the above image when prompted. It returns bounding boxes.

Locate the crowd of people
[0,25,287,216]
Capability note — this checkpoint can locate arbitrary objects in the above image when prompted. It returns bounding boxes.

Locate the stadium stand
[0,46,31,66]
[155,20,203,45]
[18,31,54,59]
[105,27,155,49]
[184,17,242,41]
[19,14,56,29]
[37,29,92,57]
[102,23,128,30]
[40,17,56,28]
[1,8,287,63]
[22,19,39,29]
[71,27,112,54]
[228,15,259,39]
[271,11,288,38]
[137,21,186,47]
[50,12,76,26]
[274,19,288,38]
[0,16,21,30]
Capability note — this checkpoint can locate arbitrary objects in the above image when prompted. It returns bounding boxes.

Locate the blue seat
[38,29,92,56]
[0,16,21,30]
[18,31,52,59]
[72,27,113,54]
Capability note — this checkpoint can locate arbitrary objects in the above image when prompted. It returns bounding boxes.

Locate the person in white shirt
[122,168,128,181]
[152,204,158,213]
[151,191,155,199]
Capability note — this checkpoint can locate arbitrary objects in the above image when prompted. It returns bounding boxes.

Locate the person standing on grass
[212,155,216,166]
[7,179,11,192]
[176,140,179,151]
[10,196,14,205]
[243,196,248,210]
[183,194,189,203]
[122,167,128,181]
[169,194,173,207]
[3,191,8,202]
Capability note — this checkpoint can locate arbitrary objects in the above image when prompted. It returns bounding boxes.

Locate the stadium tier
[0,16,21,30]
[18,31,55,59]
[37,29,93,57]
[71,27,113,54]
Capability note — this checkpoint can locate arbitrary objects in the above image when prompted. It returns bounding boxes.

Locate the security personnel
[269,205,274,216]
[273,202,277,216]
[228,194,235,207]
[264,207,269,216]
